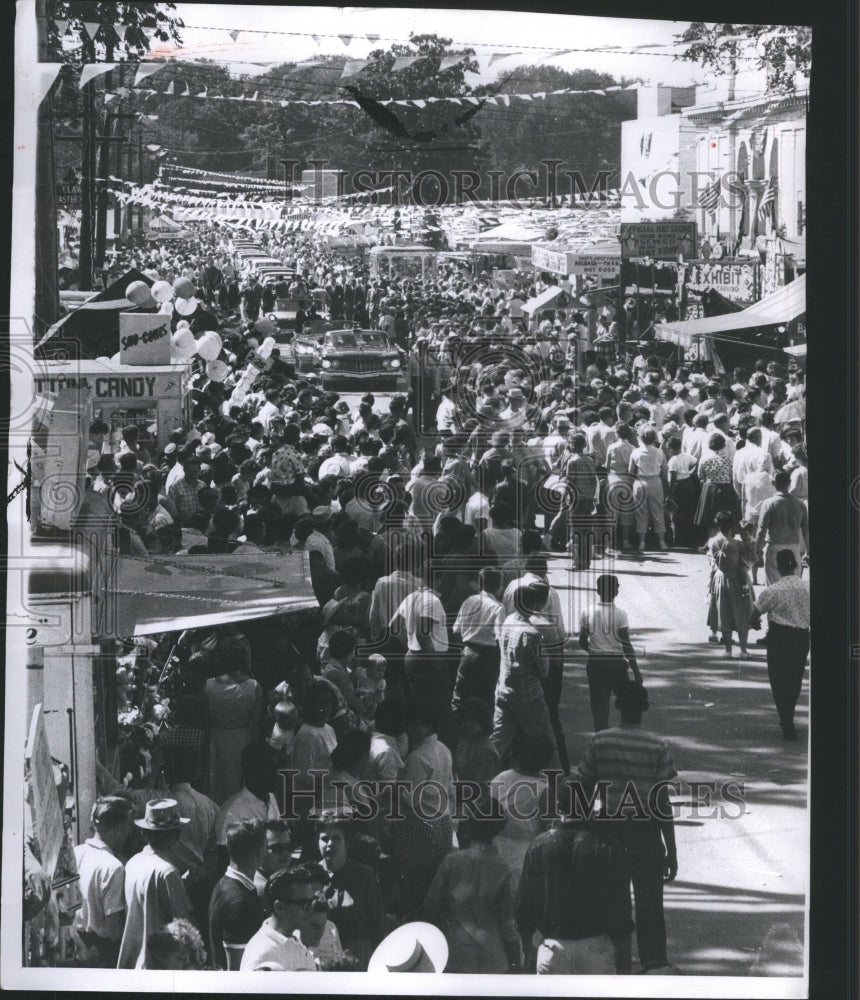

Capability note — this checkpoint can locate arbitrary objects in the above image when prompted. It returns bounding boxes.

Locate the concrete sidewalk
[547,548,808,978]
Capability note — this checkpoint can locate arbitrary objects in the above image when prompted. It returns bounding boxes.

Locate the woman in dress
[604,422,638,552]
[629,427,668,551]
[423,809,520,974]
[203,634,263,804]
[696,433,742,534]
[706,510,756,659]
[488,732,555,890]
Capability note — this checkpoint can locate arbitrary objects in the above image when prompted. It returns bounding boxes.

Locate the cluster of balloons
[125,279,227,381]
[169,322,225,378]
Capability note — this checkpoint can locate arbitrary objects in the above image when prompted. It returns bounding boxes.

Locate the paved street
[547,548,809,977]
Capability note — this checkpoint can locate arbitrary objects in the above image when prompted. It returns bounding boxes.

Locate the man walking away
[574,682,678,974]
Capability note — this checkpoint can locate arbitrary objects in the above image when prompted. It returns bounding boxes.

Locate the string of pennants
[49,59,641,107]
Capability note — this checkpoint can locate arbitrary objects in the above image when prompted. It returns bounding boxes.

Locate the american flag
[758,178,777,221]
[698,178,721,215]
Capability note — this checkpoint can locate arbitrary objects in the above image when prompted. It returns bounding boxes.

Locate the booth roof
[654,273,806,349]
[37,268,155,358]
[523,285,569,313]
[112,550,317,636]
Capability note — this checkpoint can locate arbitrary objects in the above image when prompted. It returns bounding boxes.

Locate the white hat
[368,922,448,974]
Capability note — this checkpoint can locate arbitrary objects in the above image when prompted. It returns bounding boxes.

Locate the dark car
[318,328,407,390]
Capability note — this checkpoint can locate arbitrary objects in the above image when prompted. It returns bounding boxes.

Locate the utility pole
[34,0,60,334]
[78,33,97,290]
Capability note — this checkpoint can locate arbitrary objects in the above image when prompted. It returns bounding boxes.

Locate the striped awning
[656,274,806,348]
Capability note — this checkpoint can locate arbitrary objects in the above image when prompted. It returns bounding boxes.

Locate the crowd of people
[61,222,809,974]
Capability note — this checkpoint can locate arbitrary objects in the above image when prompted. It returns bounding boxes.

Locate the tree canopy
[674,23,811,93]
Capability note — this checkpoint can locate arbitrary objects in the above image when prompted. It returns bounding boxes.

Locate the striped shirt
[577,723,678,817]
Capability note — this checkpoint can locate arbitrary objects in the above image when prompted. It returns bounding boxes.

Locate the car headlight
[321,359,331,369]
[268,314,277,321]
[389,358,401,369]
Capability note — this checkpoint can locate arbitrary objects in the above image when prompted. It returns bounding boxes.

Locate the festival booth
[653,273,806,370]
[21,540,317,852]
[34,358,193,456]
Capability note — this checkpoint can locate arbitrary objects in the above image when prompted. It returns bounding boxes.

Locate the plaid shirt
[168,478,203,526]
[159,725,208,792]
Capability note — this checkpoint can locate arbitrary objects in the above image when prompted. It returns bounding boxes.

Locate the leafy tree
[674,23,811,93]
[46,0,184,61]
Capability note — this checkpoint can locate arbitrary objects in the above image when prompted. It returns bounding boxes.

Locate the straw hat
[134,798,190,831]
[368,922,448,974]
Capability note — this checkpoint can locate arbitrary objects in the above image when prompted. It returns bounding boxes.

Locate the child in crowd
[267,699,300,767]
[354,654,387,728]
[737,520,761,587]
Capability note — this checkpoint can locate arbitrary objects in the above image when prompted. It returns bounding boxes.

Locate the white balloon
[159,301,174,314]
[175,319,191,330]
[195,330,223,361]
[174,296,199,317]
[151,280,175,303]
[111,352,121,363]
[206,359,229,382]
[171,328,196,360]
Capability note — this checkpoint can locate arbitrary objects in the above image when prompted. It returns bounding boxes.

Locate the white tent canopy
[523,285,569,314]
[656,274,806,349]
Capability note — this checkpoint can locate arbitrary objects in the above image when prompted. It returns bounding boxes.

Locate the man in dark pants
[574,681,679,974]
[579,574,641,732]
[753,548,811,740]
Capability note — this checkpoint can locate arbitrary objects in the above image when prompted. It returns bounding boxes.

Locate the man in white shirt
[318,435,354,479]
[392,576,454,747]
[452,567,504,709]
[732,428,772,497]
[369,548,421,643]
[436,382,458,434]
[73,796,132,967]
[215,745,281,865]
[240,866,321,971]
[578,574,641,732]
[364,701,407,784]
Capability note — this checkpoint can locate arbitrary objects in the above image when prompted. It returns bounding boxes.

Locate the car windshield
[327,331,387,349]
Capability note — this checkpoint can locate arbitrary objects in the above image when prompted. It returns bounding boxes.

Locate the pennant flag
[54,19,69,35]
[392,55,419,72]
[366,33,380,44]
[103,92,121,104]
[339,34,353,47]
[757,178,777,221]
[462,96,479,105]
[484,95,498,104]
[229,30,240,42]
[79,62,117,88]
[412,99,426,109]
[517,93,533,101]
[489,52,519,65]
[142,26,157,40]
[532,92,546,100]
[35,64,64,106]
[546,49,572,58]
[249,92,258,101]
[113,24,128,44]
[164,81,174,95]
[134,63,162,87]
[341,60,368,79]
[311,35,321,46]
[83,21,101,41]
[439,54,466,71]
[698,177,721,215]
[181,82,191,97]
[146,144,163,152]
